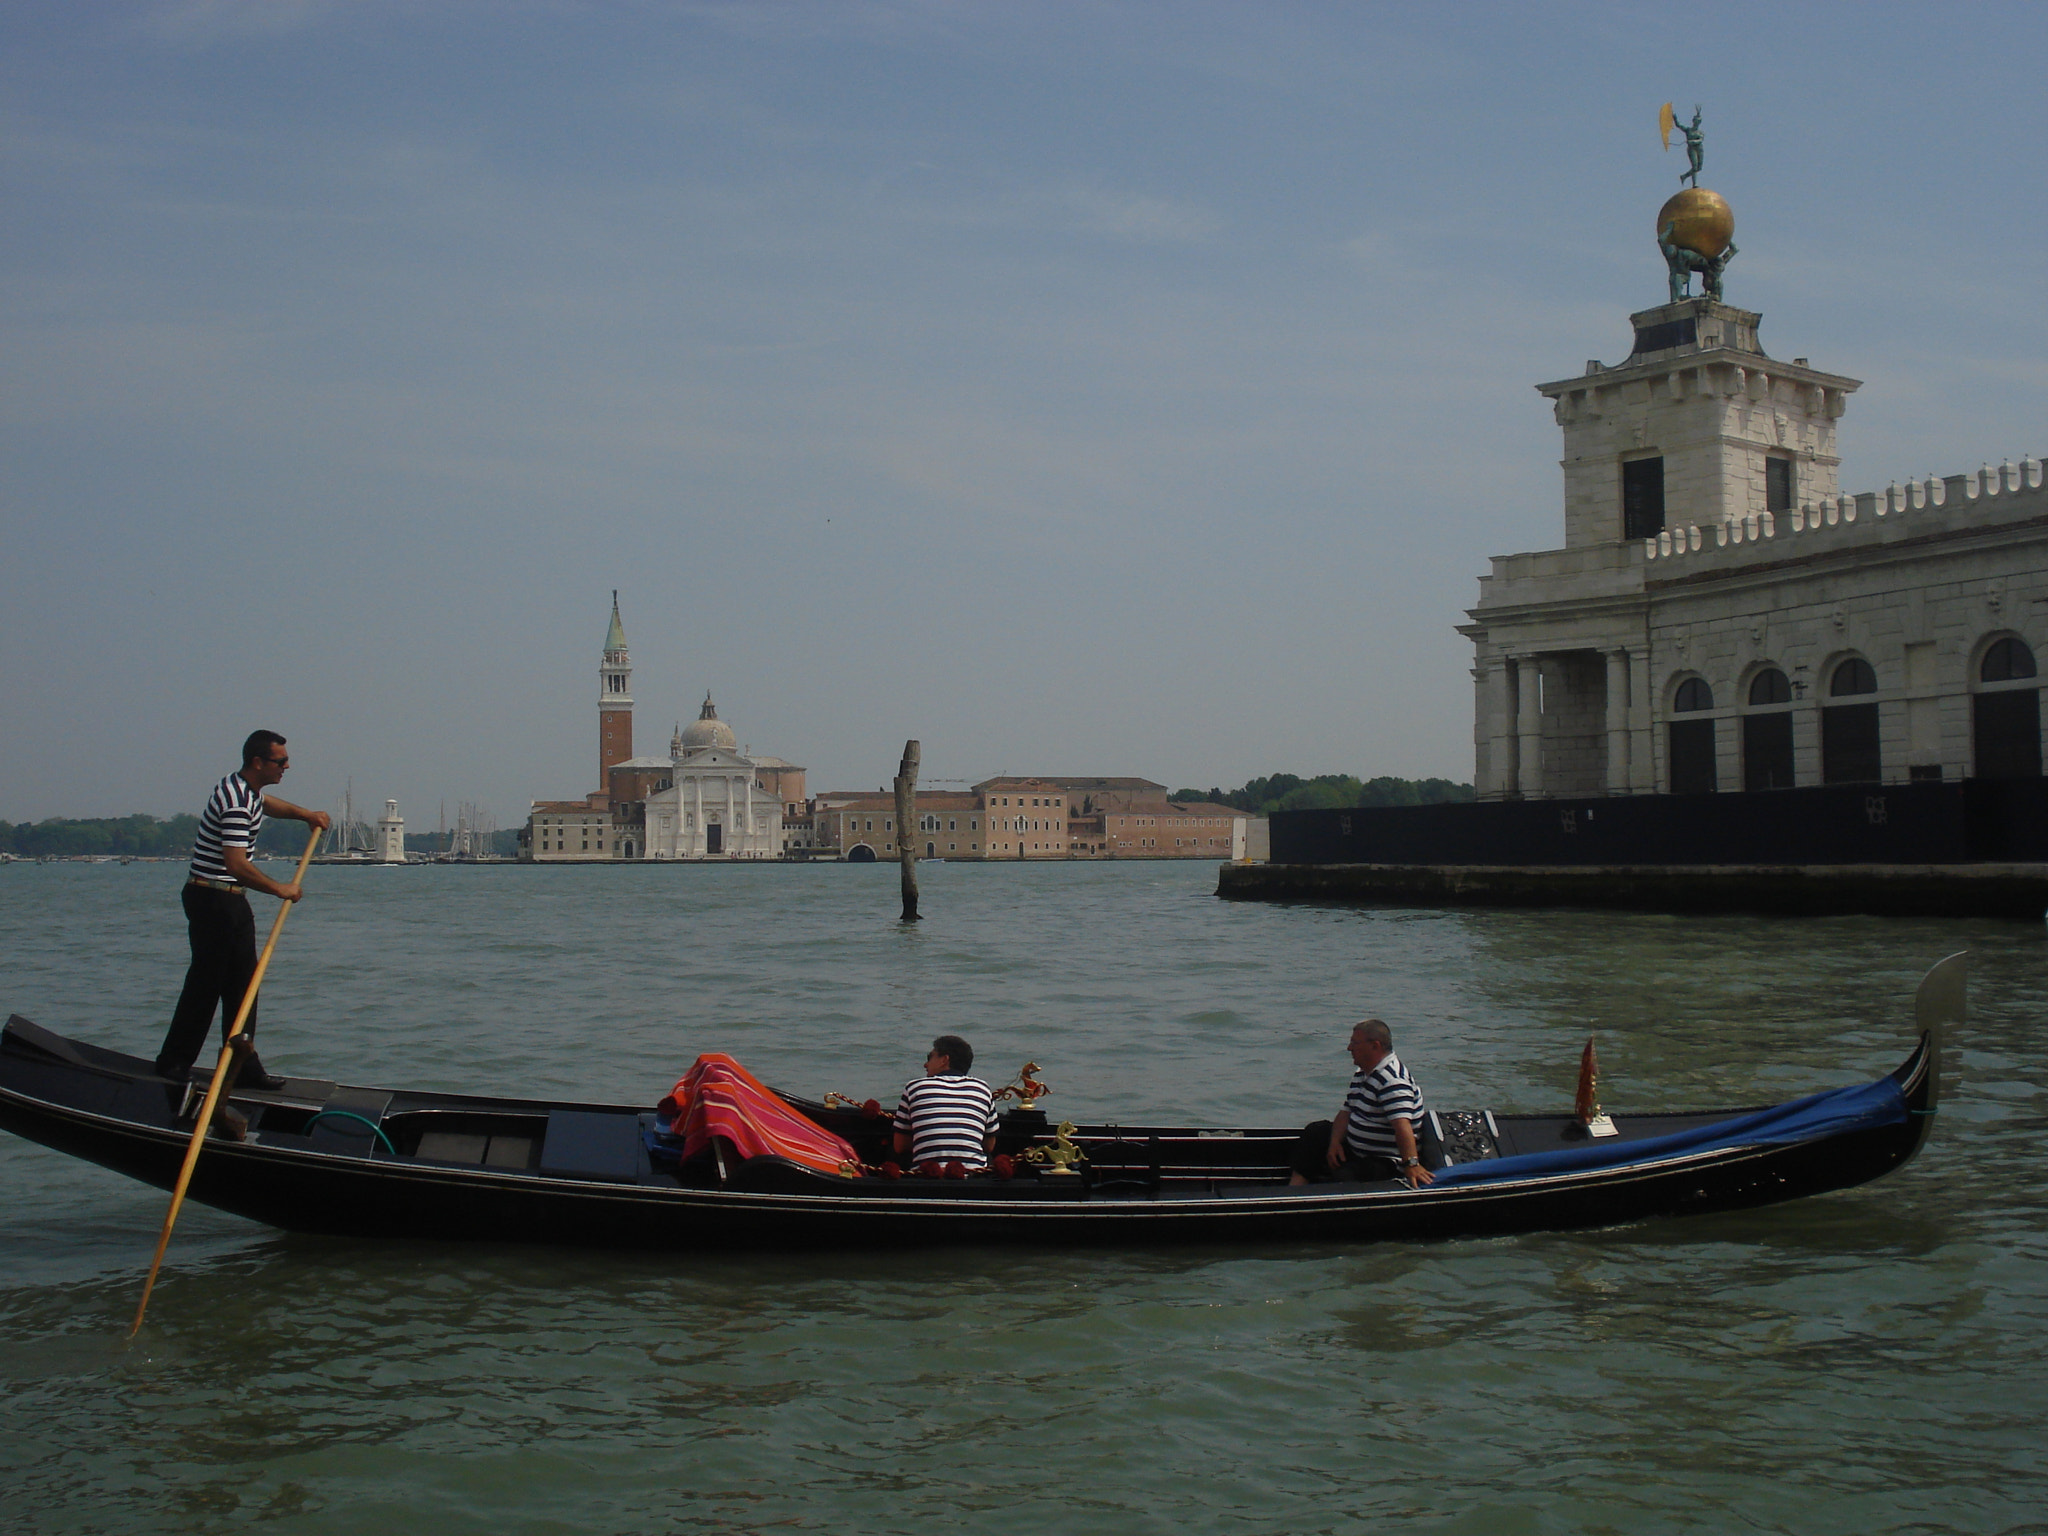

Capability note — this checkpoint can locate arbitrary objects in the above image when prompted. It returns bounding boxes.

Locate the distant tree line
[0,814,202,858]
[4,815,523,860]
[1169,774,1475,817]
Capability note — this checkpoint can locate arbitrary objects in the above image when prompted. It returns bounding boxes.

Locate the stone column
[743,775,755,858]
[1516,655,1544,798]
[1605,649,1631,792]
[691,777,702,857]
[724,777,735,855]
[1484,660,1516,799]
[1628,651,1655,792]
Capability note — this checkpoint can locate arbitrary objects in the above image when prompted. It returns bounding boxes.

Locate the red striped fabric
[668,1054,863,1178]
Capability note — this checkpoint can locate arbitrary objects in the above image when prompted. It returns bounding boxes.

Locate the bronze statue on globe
[1655,104,1736,303]
[1678,105,1705,187]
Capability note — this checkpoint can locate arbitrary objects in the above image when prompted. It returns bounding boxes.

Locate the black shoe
[243,1071,289,1092]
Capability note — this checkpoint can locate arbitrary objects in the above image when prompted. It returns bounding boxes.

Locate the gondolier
[154,731,329,1090]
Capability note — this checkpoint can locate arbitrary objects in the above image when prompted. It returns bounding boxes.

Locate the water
[1,860,2043,1534]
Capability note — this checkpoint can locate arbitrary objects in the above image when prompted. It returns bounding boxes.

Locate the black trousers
[1289,1120,1401,1183]
[156,884,272,1081]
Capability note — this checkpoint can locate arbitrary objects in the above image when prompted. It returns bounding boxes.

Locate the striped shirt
[893,1074,998,1169]
[189,772,266,885]
[1341,1052,1426,1162]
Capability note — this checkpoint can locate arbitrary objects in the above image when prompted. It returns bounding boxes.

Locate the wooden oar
[129,823,323,1337]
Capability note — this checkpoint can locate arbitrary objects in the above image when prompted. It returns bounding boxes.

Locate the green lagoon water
[0,859,2043,1534]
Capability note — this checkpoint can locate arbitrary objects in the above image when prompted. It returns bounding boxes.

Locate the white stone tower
[598,591,633,795]
[377,800,406,863]
[1536,299,1859,549]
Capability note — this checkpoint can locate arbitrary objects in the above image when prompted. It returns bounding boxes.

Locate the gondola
[0,954,1962,1251]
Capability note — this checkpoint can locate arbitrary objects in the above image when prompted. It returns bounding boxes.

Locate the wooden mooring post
[894,739,921,921]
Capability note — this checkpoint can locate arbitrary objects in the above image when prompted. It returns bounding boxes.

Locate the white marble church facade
[638,701,784,860]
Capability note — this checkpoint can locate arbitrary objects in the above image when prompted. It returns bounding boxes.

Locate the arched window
[1981,638,2038,683]
[1823,657,1881,783]
[1667,677,1716,793]
[1743,668,1795,790]
[1975,637,2042,779]
[1748,668,1792,706]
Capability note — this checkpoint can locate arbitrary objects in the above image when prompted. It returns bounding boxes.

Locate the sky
[3,0,2043,825]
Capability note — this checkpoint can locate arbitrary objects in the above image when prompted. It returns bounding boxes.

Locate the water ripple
[1,862,2044,1533]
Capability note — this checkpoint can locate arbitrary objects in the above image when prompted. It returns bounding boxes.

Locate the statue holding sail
[1655,103,1735,302]
[1661,102,1706,188]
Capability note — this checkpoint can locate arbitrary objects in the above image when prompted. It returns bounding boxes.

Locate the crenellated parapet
[1642,454,2046,565]
[1463,144,2045,805]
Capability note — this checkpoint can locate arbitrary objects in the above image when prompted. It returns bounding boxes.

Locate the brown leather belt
[186,876,244,893]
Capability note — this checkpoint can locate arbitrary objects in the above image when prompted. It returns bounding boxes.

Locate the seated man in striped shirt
[1288,1018,1435,1189]
[892,1034,998,1174]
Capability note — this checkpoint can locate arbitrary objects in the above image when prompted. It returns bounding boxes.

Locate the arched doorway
[1668,676,1716,793]
[1742,667,1795,790]
[1821,658,1881,783]
[846,843,877,863]
[1974,637,2041,778]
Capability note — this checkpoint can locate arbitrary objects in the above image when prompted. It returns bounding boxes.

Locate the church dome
[679,693,737,752]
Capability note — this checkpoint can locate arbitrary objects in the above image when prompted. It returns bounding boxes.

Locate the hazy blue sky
[4,1,2042,825]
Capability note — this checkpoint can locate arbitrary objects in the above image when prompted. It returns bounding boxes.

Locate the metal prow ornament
[1575,1036,1618,1138]
[1021,1121,1088,1175]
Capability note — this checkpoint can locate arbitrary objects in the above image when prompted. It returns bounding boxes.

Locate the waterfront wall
[1267,779,2048,867]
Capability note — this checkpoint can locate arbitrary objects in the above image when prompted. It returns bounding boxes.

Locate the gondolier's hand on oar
[221,841,318,903]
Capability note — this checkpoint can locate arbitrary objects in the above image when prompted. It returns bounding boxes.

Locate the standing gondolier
[154,731,329,1090]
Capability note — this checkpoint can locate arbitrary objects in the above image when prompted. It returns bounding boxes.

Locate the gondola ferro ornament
[1575,1036,1618,1139]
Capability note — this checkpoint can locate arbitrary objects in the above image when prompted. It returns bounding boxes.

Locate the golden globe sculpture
[1656,187,1734,259]
[1656,186,1738,304]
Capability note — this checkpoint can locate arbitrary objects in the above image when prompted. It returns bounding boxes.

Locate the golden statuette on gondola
[1021,1120,1088,1175]
[993,1061,1052,1111]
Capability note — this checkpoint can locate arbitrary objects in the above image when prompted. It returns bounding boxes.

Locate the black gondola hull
[0,1006,1944,1252]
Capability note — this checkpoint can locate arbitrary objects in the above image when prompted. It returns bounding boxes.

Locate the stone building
[812,791,987,861]
[1461,281,2044,801]
[1089,801,1250,859]
[805,777,1258,861]
[974,777,1080,859]
[523,599,802,861]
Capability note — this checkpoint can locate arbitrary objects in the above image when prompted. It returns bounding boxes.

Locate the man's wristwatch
[1401,1158,1420,1169]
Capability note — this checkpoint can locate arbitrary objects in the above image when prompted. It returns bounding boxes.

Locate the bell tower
[598,591,633,794]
